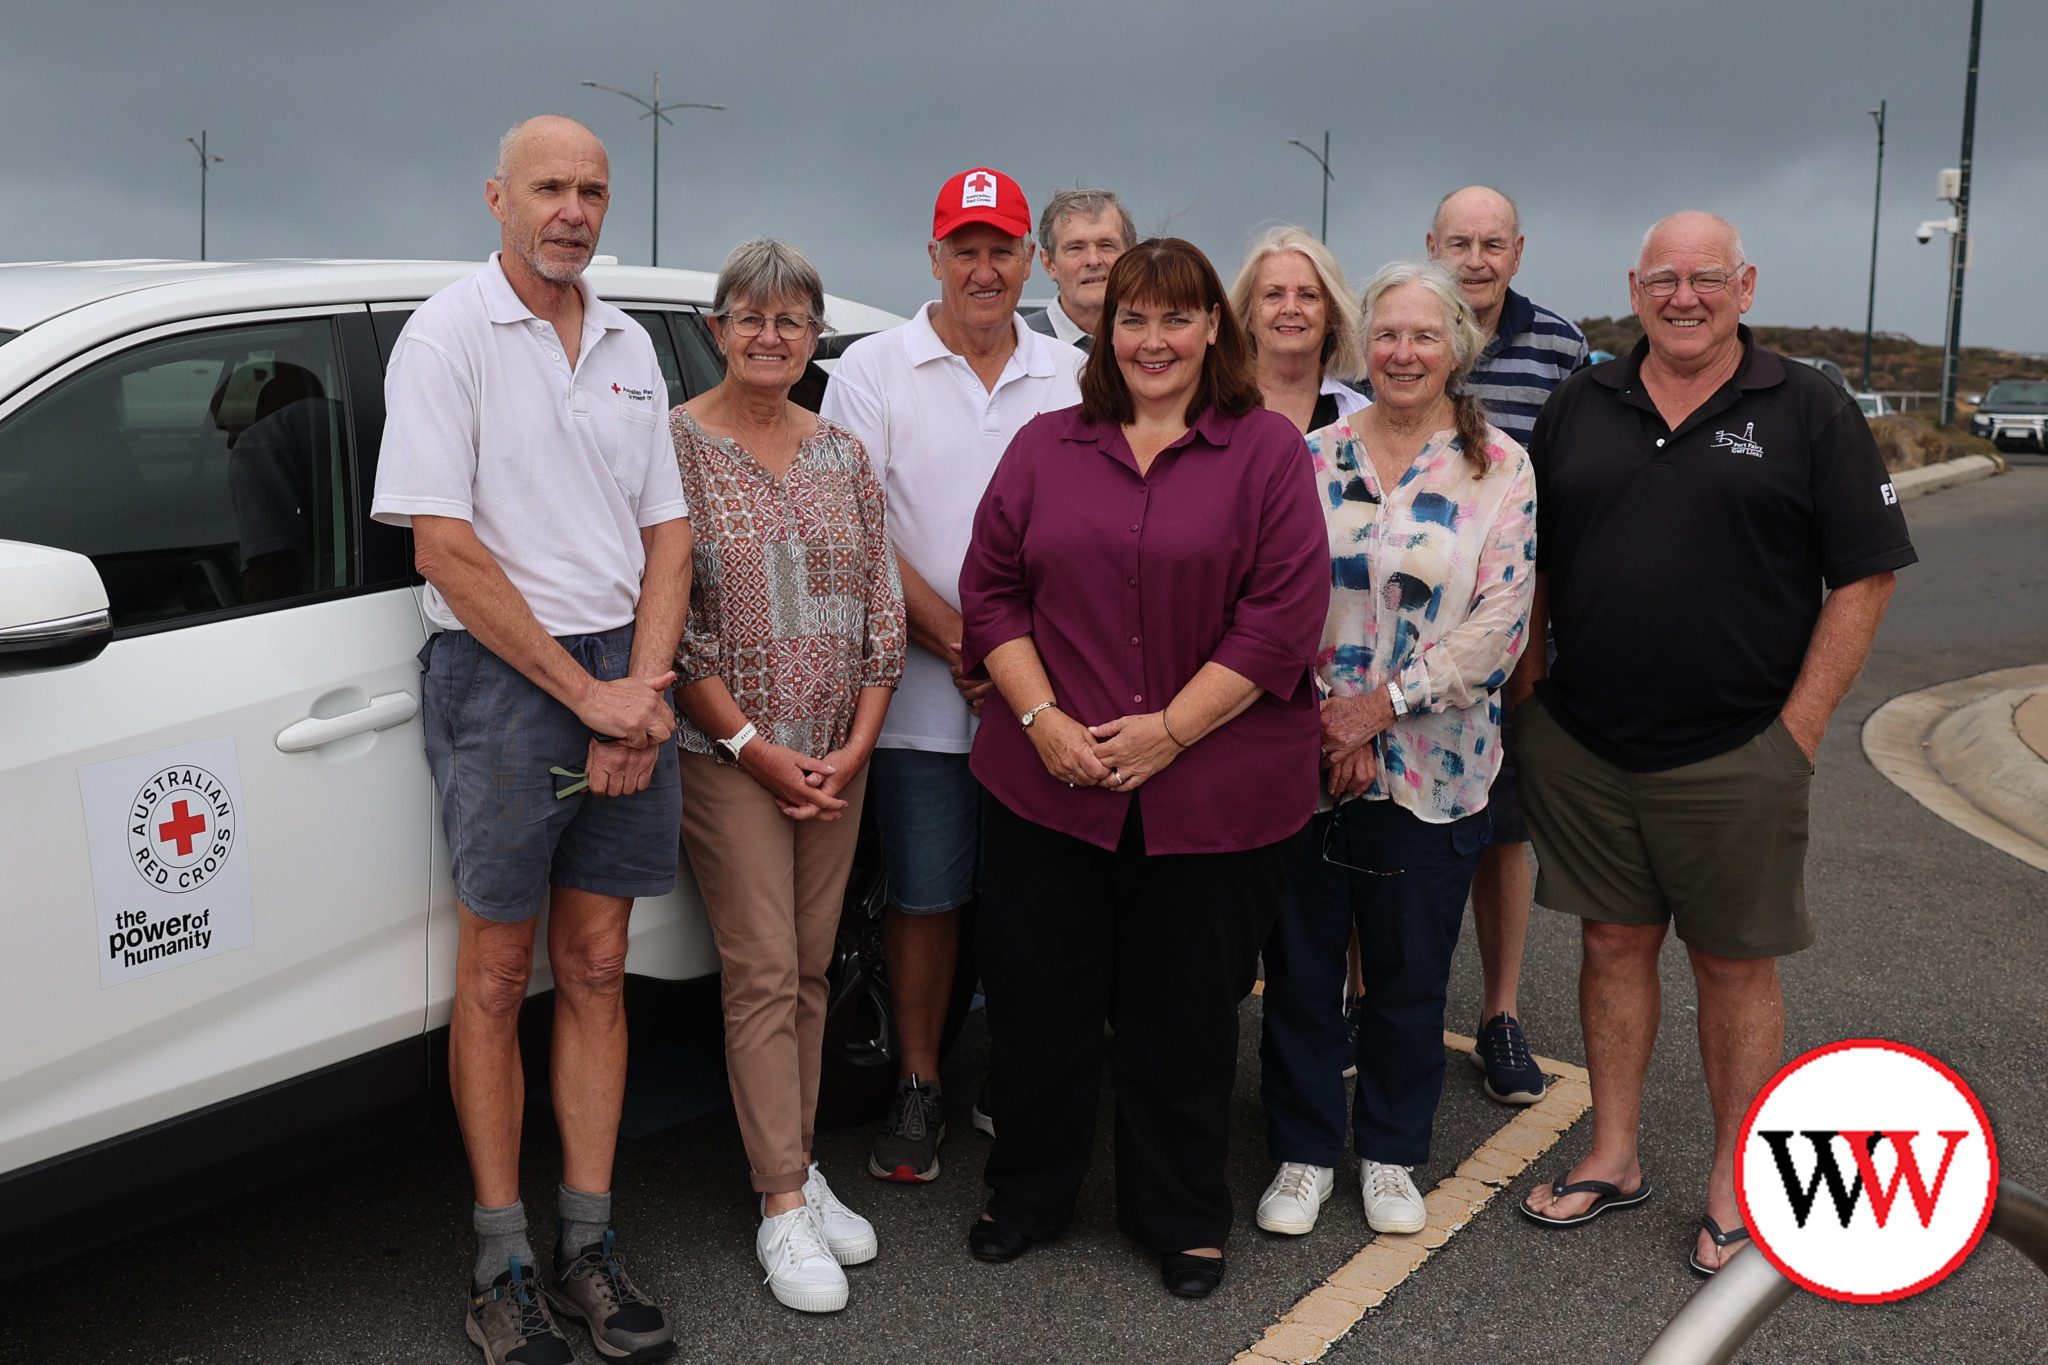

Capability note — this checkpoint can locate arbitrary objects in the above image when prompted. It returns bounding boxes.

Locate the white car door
[0,307,431,1181]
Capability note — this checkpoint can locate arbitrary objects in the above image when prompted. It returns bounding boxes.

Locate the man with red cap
[822,168,1085,1185]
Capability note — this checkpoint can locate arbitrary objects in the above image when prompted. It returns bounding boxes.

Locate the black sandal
[1688,1213,1751,1276]
[1518,1175,1653,1227]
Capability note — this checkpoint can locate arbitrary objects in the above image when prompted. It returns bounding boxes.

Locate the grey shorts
[1514,693,1814,959]
[419,625,680,923]
[867,747,981,914]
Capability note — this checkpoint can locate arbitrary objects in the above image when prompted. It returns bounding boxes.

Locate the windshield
[0,329,19,347]
[1982,381,2048,408]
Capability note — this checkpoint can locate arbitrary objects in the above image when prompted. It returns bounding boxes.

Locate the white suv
[0,259,903,1268]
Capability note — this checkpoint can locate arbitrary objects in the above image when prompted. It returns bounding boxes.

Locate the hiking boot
[801,1163,877,1265]
[1469,1012,1548,1104]
[467,1257,574,1365]
[869,1074,944,1182]
[1255,1161,1335,1235]
[757,1205,848,1312]
[1361,1160,1426,1235]
[544,1229,674,1362]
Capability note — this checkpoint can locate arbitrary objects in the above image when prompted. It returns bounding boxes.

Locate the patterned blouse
[1309,417,1537,823]
[670,409,905,758]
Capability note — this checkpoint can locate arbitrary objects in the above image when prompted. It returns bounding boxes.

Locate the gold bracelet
[1160,708,1189,749]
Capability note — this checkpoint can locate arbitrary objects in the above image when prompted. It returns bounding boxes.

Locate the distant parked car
[1968,378,2048,452]
[1856,392,1894,419]
[1790,356,1855,398]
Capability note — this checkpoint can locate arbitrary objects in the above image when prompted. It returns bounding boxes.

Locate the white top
[1322,374,1371,419]
[821,304,1085,752]
[1043,295,1090,348]
[370,254,688,637]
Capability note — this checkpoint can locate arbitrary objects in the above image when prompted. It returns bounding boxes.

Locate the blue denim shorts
[419,625,680,923]
[866,747,981,914]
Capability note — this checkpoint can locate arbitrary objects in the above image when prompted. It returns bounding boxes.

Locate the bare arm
[674,675,847,820]
[1505,572,1548,710]
[1779,571,1896,761]
[983,635,1112,787]
[412,514,676,745]
[1088,662,1263,794]
[898,551,994,711]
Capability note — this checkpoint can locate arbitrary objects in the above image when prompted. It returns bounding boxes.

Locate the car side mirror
[0,540,113,670]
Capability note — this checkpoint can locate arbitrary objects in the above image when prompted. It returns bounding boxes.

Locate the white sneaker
[1255,1162,1335,1235]
[1360,1160,1427,1234]
[756,1205,848,1312]
[802,1162,878,1265]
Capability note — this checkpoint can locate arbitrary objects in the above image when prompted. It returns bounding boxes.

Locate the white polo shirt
[370,253,688,637]
[821,304,1084,753]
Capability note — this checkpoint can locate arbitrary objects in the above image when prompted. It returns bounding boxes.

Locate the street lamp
[580,72,724,268]
[1861,101,1885,393]
[1286,132,1333,242]
[1933,0,1984,429]
[184,131,224,261]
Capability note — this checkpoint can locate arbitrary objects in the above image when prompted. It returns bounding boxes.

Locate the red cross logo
[966,173,992,194]
[612,383,621,393]
[157,800,207,857]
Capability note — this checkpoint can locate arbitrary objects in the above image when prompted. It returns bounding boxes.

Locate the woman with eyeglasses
[1253,259,1536,1242]
[667,238,905,1313]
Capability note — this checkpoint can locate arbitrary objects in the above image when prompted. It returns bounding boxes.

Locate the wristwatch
[1019,701,1058,729]
[715,720,759,765]
[1386,680,1410,718]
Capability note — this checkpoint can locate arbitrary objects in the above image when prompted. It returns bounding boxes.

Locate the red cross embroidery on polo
[158,800,207,857]
[966,173,993,195]
[612,383,622,394]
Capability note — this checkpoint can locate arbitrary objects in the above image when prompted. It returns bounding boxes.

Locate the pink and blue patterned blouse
[1309,417,1537,823]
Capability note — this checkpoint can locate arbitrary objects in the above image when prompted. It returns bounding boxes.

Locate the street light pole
[580,73,724,268]
[1286,131,1333,241]
[184,131,225,261]
[1862,101,1885,392]
[1938,0,1984,429]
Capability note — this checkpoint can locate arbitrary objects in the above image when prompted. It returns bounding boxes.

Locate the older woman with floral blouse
[1254,259,1536,1242]
[668,238,905,1314]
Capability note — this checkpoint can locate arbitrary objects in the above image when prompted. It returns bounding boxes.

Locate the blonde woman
[1229,226,1368,433]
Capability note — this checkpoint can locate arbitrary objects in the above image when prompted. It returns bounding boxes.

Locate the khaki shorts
[1515,693,1814,959]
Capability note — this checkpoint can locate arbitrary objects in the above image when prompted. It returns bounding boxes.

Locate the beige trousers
[678,751,868,1193]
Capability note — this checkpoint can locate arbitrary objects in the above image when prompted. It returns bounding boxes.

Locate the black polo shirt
[1528,326,1916,772]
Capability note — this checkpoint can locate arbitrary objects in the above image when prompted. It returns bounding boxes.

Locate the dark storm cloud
[6,0,2044,350]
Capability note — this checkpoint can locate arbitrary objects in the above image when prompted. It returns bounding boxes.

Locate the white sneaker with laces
[1255,1162,1335,1235]
[802,1162,878,1265]
[756,1204,849,1312]
[1360,1159,1427,1234]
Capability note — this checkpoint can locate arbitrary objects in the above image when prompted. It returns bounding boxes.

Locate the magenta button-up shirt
[959,404,1331,854]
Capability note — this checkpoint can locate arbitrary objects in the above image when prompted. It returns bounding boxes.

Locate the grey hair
[1432,186,1522,240]
[712,237,828,329]
[493,115,598,182]
[1638,212,1746,268]
[1229,225,1366,382]
[1036,188,1138,257]
[1358,258,1495,474]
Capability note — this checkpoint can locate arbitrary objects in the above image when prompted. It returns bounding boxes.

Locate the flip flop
[1688,1213,1751,1276]
[1518,1175,1653,1228]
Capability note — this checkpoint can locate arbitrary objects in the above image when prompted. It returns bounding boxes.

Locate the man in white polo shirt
[822,166,1084,1186]
[371,115,688,1365]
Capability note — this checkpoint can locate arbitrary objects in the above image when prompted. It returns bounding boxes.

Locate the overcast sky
[8,0,2045,353]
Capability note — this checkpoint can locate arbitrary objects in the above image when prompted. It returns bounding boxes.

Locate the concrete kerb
[1891,453,2003,501]
[1862,663,2048,875]
[1232,1032,1593,1364]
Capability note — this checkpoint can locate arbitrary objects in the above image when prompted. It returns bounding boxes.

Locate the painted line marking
[1229,1030,1592,1364]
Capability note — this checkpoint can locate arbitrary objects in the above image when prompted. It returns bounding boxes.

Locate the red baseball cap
[932,167,1032,242]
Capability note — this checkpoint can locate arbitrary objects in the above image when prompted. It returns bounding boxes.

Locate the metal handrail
[1636,1179,2047,1365]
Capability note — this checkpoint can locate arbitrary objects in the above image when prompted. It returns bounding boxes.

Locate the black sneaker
[1470,1012,1547,1104]
[545,1229,675,1362]
[972,1076,995,1139]
[467,1257,574,1365]
[1341,996,1362,1080]
[869,1074,944,1181]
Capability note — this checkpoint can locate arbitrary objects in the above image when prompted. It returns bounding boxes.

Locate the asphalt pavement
[4,468,2044,1365]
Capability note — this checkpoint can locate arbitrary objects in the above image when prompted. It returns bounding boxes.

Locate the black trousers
[977,793,1306,1252]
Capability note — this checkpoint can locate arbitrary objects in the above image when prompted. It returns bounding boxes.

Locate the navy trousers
[1259,799,1489,1168]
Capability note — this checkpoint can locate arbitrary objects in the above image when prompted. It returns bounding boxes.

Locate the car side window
[0,318,357,631]
[624,312,689,410]
[672,313,729,399]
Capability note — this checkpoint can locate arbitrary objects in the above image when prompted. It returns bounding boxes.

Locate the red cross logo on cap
[967,173,992,194]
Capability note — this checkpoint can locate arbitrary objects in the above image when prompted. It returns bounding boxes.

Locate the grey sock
[473,1199,534,1290]
[556,1182,612,1263]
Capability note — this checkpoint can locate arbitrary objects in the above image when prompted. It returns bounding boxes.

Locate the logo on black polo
[127,765,236,893]
[1737,1040,1997,1303]
[1712,422,1765,458]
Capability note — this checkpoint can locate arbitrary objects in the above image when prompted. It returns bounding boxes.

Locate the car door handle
[275,691,420,753]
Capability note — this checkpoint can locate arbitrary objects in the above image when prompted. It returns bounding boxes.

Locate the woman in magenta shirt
[957,239,1329,1298]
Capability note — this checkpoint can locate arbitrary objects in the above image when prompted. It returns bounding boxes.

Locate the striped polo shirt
[1466,288,1589,447]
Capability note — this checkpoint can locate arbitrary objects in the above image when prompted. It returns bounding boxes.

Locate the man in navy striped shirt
[1426,185,1587,1108]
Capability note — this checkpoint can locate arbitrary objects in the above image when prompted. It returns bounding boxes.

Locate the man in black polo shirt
[1511,212,1914,1276]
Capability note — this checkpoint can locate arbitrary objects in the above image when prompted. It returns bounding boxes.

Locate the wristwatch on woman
[715,720,759,765]
[1386,680,1410,718]
[1019,701,1058,729]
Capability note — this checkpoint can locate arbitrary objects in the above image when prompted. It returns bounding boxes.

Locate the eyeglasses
[716,312,817,340]
[1636,266,1746,298]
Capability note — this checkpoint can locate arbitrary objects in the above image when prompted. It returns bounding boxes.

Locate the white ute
[0,259,903,1271]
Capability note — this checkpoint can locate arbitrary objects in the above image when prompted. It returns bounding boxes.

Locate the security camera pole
[184,132,224,261]
[580,72,724,268]
[1936,0,1983,429]
[1286,132,1333,242]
